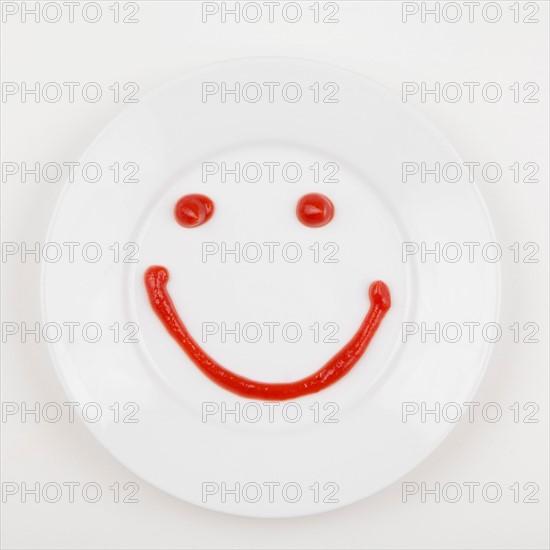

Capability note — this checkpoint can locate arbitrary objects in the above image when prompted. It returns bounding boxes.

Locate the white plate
[42,58,499,517]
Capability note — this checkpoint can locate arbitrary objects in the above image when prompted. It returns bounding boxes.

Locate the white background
[1,1,548,548]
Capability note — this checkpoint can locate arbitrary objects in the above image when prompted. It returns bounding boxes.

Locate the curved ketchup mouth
[144,265,391,400]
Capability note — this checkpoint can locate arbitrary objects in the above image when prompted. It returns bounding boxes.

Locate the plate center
[132,141,408,409]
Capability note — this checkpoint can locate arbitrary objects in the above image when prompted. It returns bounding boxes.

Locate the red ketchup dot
[296,193,334,227]
[174,194,214,228]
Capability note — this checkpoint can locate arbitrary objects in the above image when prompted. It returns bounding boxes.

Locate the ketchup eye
[174,194,214,228]
[296,193,334,227]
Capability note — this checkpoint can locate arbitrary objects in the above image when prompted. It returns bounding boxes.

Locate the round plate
[42,58,499,517]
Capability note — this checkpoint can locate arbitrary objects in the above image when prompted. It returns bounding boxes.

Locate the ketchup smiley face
[144,193,391,400]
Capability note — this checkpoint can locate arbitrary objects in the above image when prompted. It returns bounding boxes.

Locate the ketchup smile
[144,266,391,400]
